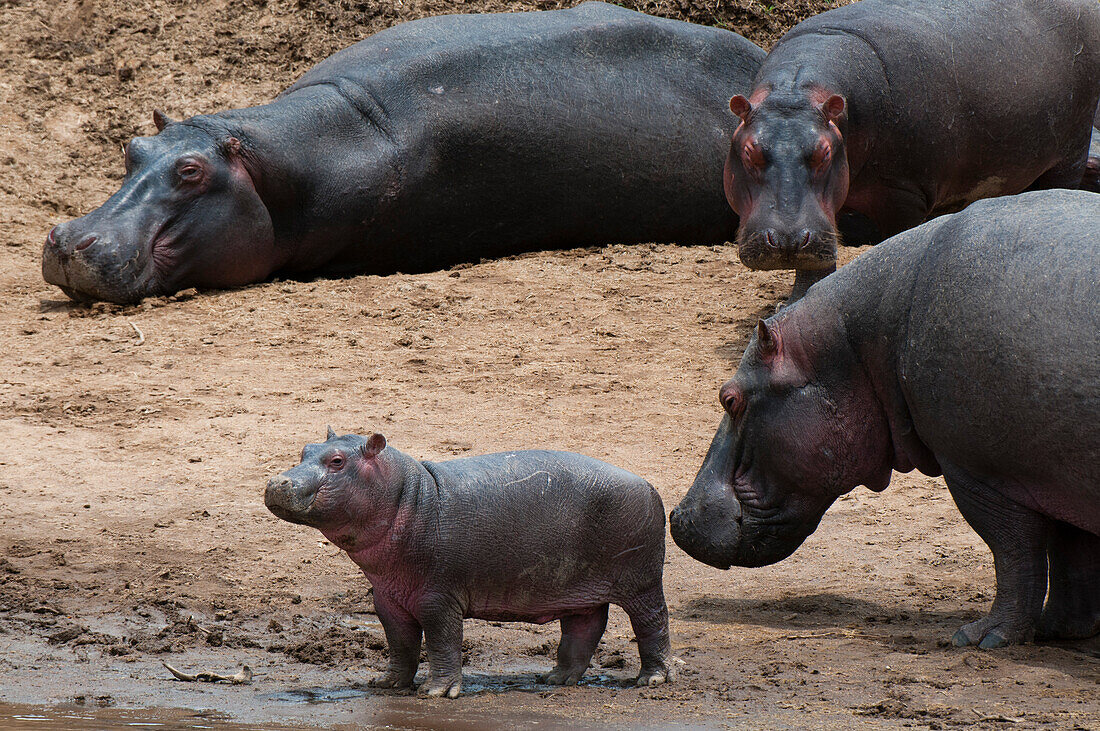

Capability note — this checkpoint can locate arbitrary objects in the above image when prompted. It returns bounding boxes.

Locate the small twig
[163,661,252,685]
[128,321,145,346]
[972,709,1023,724]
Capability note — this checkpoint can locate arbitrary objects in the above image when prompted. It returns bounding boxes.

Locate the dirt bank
[1,0,1098,728]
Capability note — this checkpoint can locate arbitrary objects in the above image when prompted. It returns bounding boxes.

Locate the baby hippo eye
[326,453,346,472]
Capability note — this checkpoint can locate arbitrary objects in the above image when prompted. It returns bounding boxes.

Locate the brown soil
[1,0,1098,728]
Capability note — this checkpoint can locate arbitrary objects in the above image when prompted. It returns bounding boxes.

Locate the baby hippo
[265,428,674,698]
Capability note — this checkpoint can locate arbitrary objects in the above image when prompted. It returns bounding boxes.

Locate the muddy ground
[1,0,1099,728]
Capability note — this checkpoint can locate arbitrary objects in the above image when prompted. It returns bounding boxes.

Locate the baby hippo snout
[264,474,317,524]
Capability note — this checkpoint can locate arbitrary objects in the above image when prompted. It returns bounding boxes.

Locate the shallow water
[0,690,629,730]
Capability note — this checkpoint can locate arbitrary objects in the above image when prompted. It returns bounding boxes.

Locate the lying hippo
[43,2,764,303]
[671,189,1100,648]
[722,0,1100,300]
[266,428,674,696]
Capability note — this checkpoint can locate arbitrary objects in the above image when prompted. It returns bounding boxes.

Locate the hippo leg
[1038,521,1100,641]
[785,266,835,306]
[944,466,1050,648]
[418,599,464,698]
[541,604,609,686]
[621,585,675,686]
[369,594,422,689]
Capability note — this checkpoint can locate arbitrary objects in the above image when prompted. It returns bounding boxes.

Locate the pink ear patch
[729,95,752,120]
[365,432,387,457]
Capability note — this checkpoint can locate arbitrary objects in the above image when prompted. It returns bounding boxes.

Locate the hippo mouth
[735,228,839,272]
[42,226,164,304]
[264,477,321,526]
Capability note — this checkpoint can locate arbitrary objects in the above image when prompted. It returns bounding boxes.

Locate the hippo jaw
[670,426,818,569]
[43,218,165,304]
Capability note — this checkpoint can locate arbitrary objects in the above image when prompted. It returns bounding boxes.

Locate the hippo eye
[719,384,745,420]
[326,454,346,472]
[741,142,765,171]
[176,161,204,184]
[810,142,832,171]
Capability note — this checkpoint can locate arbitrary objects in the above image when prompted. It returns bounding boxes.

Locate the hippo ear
[363,432,386,458]
[224,136,242,156]
[819,95,846,124]
[755,319,780,360]
[729,95,752,122]
[152,109,175,132]
[326,425,337,440]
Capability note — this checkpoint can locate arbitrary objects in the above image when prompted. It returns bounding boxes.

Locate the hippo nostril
[799,230,812,250]
[74,235,99,252]
[764,230,780,250]
[267,475,293,491]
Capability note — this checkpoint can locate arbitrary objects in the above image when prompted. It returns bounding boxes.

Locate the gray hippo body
[266,430,673,697]
[43,2,764,303]
[671,189,1100,648]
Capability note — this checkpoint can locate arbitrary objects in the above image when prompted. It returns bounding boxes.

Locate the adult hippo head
[669,315,892,568]
[42,111,276,303]
[723,90,849,275]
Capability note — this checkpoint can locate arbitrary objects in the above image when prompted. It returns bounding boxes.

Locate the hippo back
[278,2,765,270]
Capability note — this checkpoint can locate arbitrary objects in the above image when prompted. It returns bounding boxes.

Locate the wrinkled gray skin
[1084,106,1100,193]
[266,429,673,697]
[42,2,764,303]
[671,189,1100,648]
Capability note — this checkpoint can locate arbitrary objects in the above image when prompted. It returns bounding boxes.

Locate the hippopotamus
[265,428,674,696]
[670,189,1100,648]
[722,0,1100,300]
[42,2,765,303]
[1084,107,1100,193]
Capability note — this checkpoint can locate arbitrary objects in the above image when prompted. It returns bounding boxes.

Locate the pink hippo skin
[266,429,674,698]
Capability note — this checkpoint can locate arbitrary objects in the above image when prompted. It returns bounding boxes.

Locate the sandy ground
[1,0,1099,728]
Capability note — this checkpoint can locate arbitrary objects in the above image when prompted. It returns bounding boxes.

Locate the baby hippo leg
[541,604,610,686]
[622,585,675,686]
[369,594,422,690]
[419,598,465,698]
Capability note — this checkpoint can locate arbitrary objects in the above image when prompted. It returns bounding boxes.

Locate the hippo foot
[1036,609,1100,641]
[635,663,675,687]
[419,676,462,699]
[951,616,1035,649]
[540,666,587,686]
[367,670,417,690]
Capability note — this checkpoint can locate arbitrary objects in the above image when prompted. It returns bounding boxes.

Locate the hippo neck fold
[185,86,399,274]
[805,231,943,479]
[329,451,441,582]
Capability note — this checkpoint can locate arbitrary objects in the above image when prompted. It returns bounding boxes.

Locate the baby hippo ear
[326,425,337,440]
[363,433,387,458]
